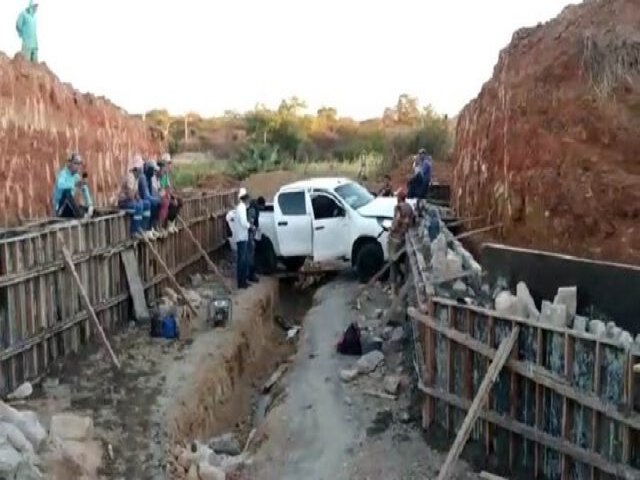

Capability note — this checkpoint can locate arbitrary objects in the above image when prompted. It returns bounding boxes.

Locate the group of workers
[381,148,433,294]
[378,149,432,200]
[226,189,265,289]
[52,152,182,239]
[16,1,39,63]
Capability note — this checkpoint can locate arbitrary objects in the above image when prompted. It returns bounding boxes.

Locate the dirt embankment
[453,0,640,265]
[0,54,161,225]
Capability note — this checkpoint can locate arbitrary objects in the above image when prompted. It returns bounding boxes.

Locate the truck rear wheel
[257,238,277,275]
[355,241,384,283]
[282,256,306,273]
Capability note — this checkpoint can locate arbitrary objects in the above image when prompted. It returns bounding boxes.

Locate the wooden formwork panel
[406,235,640,480]
[0,190,237,394]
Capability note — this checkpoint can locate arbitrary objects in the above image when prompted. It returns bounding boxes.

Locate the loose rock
[383,376,401,395]
[208,433,241,456]
[340,369,359,383]
[6,383,33,401]
[384,327,405,353]
[356,351,385,374]
[198,462,226,480]
[516,282,540,320]
[49,413,94,441]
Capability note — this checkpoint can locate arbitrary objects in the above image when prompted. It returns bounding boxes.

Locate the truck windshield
[335,182,374,210]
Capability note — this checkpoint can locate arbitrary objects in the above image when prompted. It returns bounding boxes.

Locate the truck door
[274,189,313,257]
[311,192,350,262]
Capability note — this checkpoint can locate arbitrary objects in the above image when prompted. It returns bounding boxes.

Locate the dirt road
[249,276,480,480]
[250,278,360,479]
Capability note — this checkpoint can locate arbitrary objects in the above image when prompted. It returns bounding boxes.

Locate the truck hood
[356,197,416,219]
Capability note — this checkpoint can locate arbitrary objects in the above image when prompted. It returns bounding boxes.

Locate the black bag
[149,312,163,338]
[337,322,362,356]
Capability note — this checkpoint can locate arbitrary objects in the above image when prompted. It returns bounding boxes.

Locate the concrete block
[553,286,577,320]
[495,291,518,316]
[619,331,633,350]
[588,320,606,337]
[573,315,588,333]
[540,301,567,327]
[516,282,540,320]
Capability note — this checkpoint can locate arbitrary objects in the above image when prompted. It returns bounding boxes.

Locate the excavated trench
[33,275,318,480]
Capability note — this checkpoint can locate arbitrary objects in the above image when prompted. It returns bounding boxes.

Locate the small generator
[207,296,232,328]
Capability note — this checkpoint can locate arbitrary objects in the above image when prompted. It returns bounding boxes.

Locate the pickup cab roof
[279,177,352,192]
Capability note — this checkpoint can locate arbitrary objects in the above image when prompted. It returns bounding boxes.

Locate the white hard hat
[238,187,248,199]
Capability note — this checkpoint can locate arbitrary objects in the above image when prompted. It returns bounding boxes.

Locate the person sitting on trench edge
[52,153,94,219]
[118,155,152,238]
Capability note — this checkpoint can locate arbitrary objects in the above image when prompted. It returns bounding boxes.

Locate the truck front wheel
[355,241,384,283]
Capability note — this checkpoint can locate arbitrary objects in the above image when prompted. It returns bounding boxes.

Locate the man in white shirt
[234,188,252,289]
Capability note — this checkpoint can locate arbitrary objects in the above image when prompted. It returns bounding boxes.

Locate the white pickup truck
[239,177,410,282]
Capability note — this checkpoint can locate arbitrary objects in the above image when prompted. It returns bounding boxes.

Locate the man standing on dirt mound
[16,1,38,62]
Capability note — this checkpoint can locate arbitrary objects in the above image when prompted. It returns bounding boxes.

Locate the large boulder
[452,0,640,265]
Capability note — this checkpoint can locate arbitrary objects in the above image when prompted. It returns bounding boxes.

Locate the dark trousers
[236,240,249,288]
[57,190,86,219]
[167,197,182,223]
[248,236,257,280]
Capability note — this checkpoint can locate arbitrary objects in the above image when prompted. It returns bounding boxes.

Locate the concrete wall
[481,243,640,335]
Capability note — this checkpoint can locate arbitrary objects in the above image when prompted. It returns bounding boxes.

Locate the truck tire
[282,256,306,273]
[355,241,384,283]
[257,238,277,275]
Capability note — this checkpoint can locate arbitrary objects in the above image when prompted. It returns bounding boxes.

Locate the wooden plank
[436,326,519,480]
[454,223,503,240]
[420,384,640,480]
[407,308,640,431]
[591,341,601,480]
[480,472,508,480]
[142,236,199,318]
[120,250,150,322]
[57,234,121,369]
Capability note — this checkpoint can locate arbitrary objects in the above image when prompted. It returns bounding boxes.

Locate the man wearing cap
[159,154,182,232]
[118,155,150,238]
[52,153,94,219]
[388,188,414,296]
[16,1,38,63]
[138,159,162,236]
[234,188,252,289]
[417,148,432,198]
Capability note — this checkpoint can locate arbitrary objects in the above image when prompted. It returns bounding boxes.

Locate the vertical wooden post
[436,327,520,480]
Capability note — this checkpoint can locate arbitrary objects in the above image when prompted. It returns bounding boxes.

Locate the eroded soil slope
[0,54,161,225]
[453,0,640,264]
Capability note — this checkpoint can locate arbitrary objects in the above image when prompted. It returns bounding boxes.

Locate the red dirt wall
[0,54,162,225]
[453,0,640,265]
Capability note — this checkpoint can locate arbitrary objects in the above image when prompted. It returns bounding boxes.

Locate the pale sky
[1,0,576,119]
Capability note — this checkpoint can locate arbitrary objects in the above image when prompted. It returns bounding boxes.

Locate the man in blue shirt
[418,148,432,198]
[52,153,94,219]
[138,159,161,234]
[16,1,38,62]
